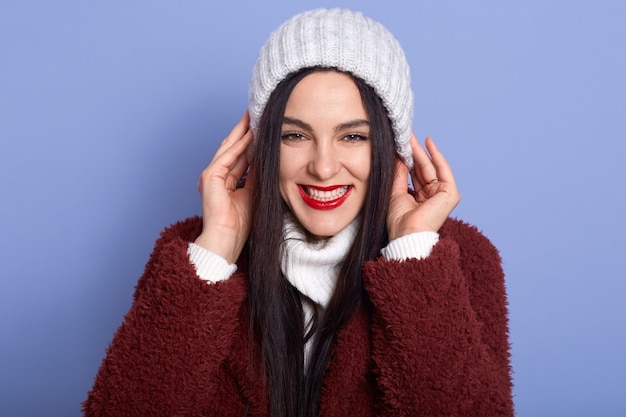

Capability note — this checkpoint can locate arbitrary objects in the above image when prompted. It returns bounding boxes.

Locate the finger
[227,151,250,190]
[198,129,253,192]
[239,164,254,190]
[212,128,254,170]
[390,158,409,194]
[215,142,251,191]
[411,133,437,186]
[424,137,456,186]
[225,111,250,145]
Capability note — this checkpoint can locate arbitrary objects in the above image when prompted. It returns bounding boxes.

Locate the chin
[298,216,354,239]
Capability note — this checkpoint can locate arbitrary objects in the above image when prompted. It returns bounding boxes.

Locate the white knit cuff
[381,231,440,261]
[187,242,237,283]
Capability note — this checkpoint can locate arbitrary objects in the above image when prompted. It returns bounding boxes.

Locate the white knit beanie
[248,8,414,167]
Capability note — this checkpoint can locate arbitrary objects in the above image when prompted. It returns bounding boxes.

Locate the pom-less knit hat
[248,8,414,168]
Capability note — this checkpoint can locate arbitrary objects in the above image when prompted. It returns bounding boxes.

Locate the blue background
[1,1,624,416]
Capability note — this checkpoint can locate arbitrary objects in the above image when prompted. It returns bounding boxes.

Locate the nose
[308,141,341,180]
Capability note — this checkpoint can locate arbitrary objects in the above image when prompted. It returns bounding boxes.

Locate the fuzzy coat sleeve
[82,217,249,417]
[363,218,513,416]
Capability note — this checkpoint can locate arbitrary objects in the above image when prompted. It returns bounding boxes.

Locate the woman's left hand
[387,133,460,241]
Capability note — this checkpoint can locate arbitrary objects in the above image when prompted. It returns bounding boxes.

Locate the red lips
[298,185,353,210]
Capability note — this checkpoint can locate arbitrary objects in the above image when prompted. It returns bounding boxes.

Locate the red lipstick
[298,185,352,210]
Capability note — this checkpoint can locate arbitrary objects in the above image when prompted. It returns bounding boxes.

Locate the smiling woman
[279,71,373,238]
[83,8,514,417]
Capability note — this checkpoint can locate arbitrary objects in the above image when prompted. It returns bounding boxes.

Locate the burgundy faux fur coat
[83,217,514,416]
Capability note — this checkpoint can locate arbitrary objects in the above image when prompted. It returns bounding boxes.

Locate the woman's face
[279,71,372,239]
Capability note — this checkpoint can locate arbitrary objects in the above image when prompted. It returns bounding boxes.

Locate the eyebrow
[335,119,370,132]
[282,116,370,133]
[282,117,312,131]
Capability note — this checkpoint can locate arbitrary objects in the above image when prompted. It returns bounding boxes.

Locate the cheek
[278,155,291,185]
[353,147,373,182]
[278,167,288,201]
[279,147,307,181]
[278,152,297,200]
[363,158,373,181]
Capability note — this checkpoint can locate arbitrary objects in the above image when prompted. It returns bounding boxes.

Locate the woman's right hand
[194,111,253,264]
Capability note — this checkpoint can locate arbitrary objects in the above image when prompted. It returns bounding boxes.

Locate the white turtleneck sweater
[187,217,438,305]
[187,217,438,366]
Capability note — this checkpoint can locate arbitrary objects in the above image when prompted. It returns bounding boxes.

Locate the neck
[280,215,359,308]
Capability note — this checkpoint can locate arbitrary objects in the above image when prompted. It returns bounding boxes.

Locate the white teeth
[305,186,349,202]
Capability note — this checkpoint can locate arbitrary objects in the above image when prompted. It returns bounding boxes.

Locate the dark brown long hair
[248,67,397,417]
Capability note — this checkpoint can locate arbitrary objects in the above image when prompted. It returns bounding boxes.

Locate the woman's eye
[281,132,305,141]
[343,133,368,142]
